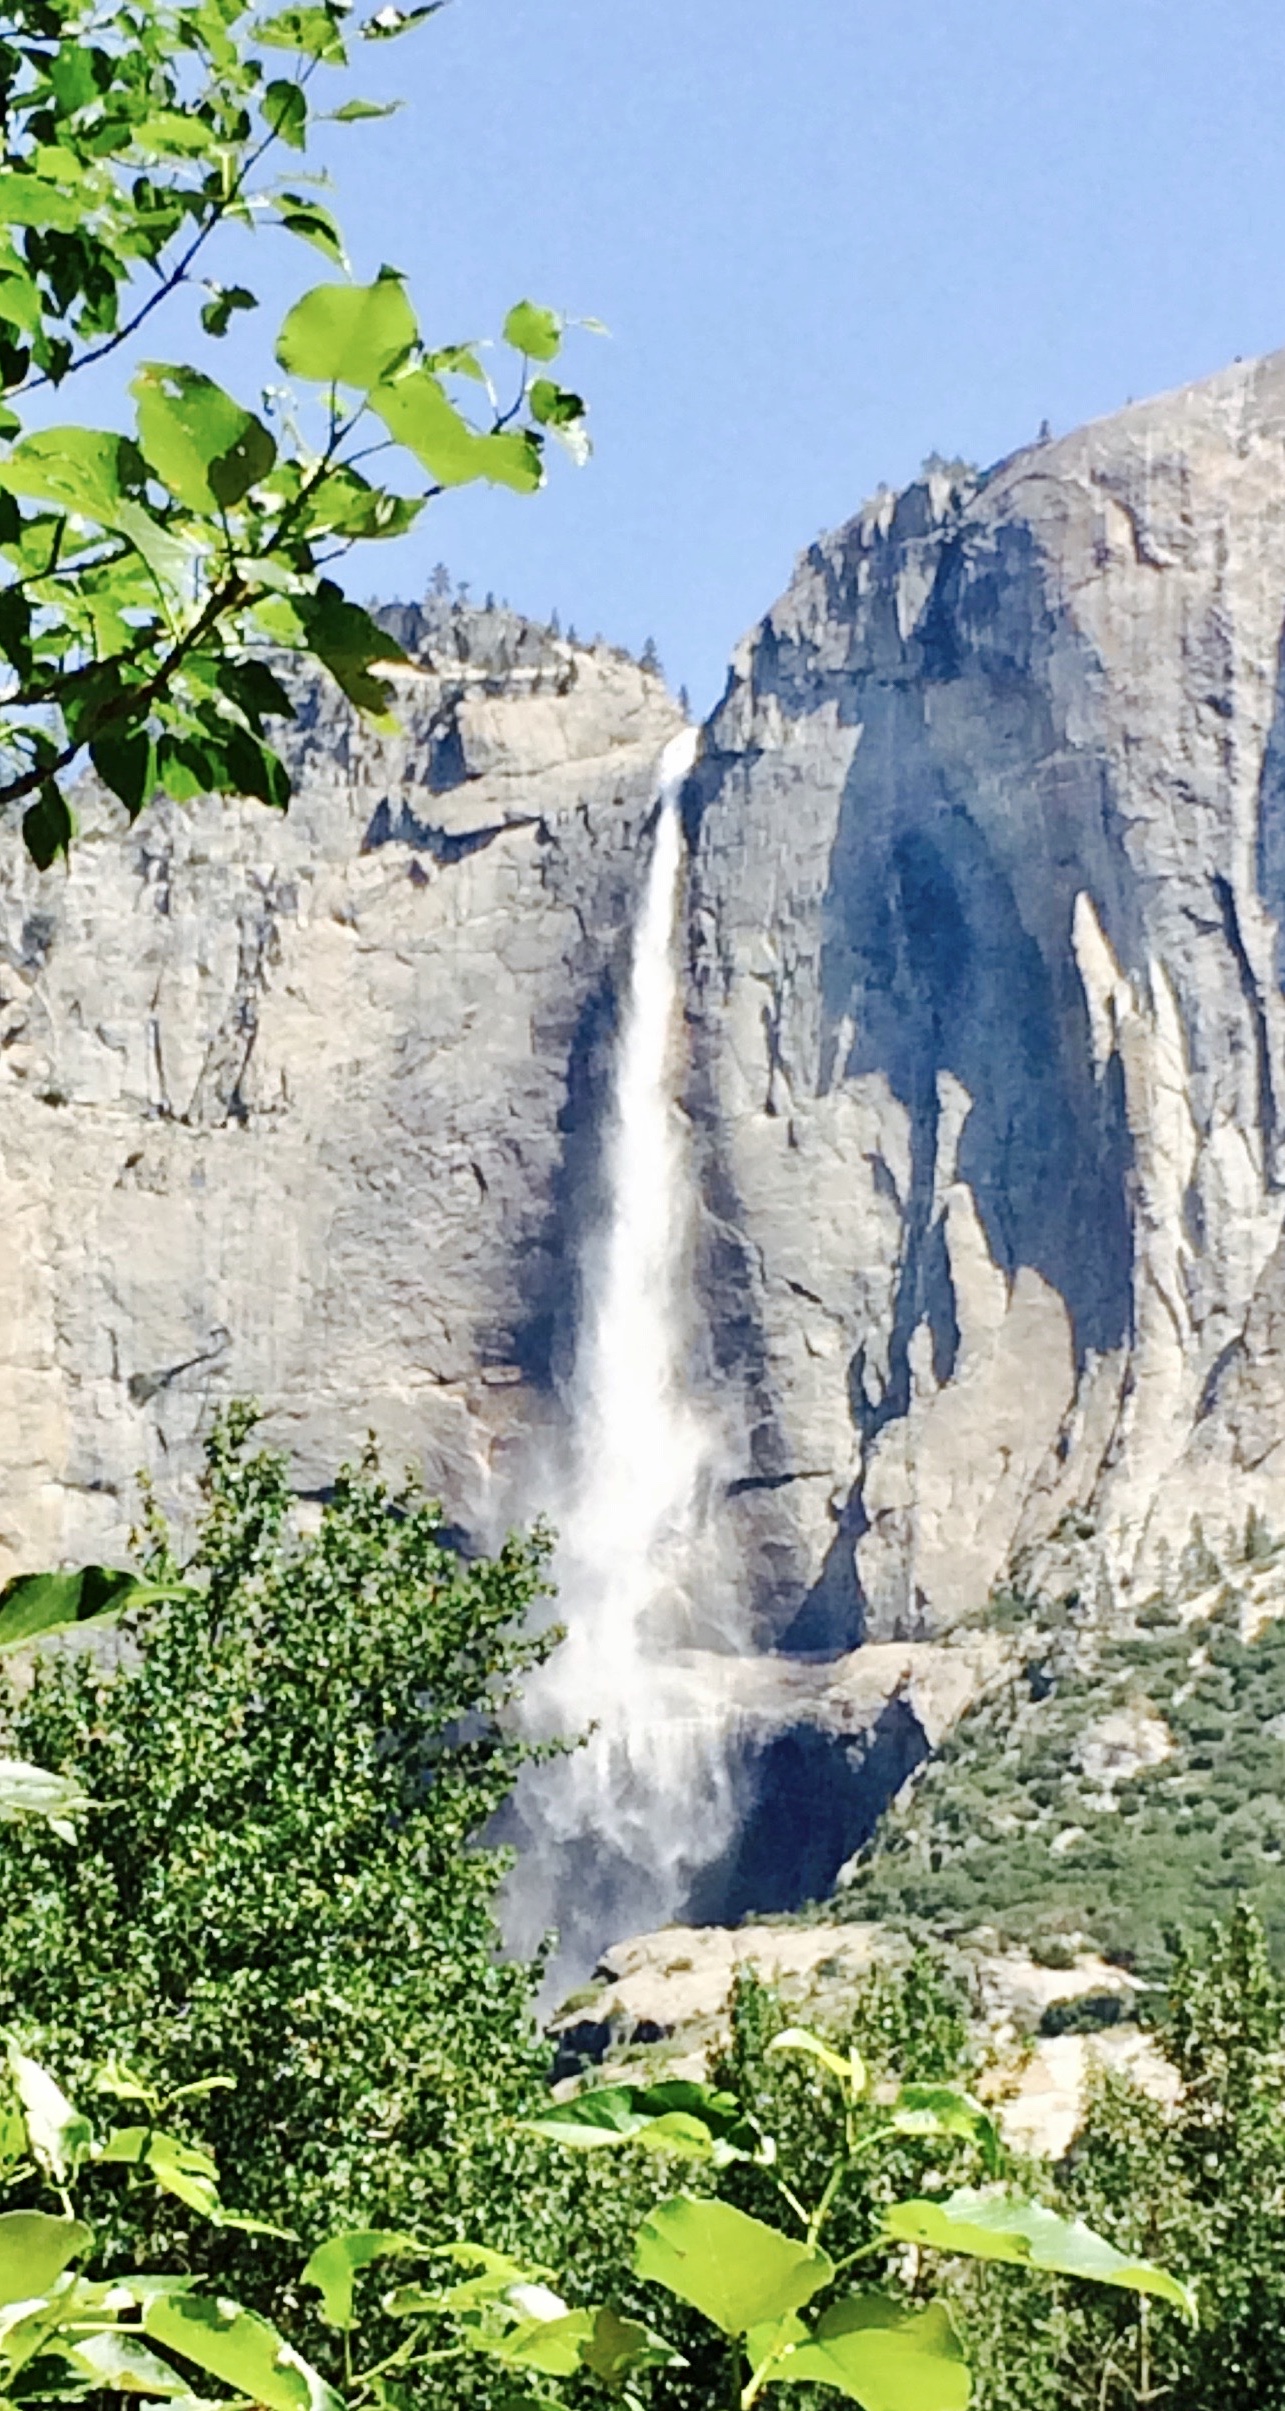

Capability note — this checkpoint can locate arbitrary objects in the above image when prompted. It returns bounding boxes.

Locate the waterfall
[507,725,742,1979]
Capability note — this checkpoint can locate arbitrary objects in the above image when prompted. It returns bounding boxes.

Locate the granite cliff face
[686,347,1285,1650]
[0,603,683,1571]
[6,351,1285,1846]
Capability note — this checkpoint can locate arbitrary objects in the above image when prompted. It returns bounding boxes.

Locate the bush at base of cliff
[0,1406,579,2350]
[961,1906,1285,2411]
[833,1575,1285,1976]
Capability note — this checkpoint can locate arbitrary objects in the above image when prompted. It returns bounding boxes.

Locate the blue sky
[116,0,1285,706]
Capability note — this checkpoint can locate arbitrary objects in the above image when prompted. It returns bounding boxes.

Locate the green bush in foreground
[0,2025,1192,2411]
[956,1906,1285,2411]
[0,1405,562,2302]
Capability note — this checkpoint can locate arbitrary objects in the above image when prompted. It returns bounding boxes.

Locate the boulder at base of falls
[545,1919,1179,2164]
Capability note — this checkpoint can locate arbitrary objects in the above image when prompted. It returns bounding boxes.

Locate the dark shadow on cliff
[683,492,1145,1654]
[1251,607,1285,1189]
[771,515,1133,1647]
[827,804,1133,1356]
[500,966,619,1392]
[683,1699,930,1924]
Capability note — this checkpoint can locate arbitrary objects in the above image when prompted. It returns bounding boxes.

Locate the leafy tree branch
[0,0,593,864]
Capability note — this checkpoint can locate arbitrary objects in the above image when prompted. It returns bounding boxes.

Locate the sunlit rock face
[0,605,683,1572]
[687,349,1285,1645]
[9,349,1285,1706]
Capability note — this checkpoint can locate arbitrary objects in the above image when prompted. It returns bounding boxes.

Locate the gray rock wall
[687,350,1285,1643]
[8,350,1285,1683]
[0,607,683,1571]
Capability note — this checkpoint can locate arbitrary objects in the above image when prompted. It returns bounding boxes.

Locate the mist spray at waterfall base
[504,727,747,1986]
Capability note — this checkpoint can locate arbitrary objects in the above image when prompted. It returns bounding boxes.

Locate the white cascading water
[508,725,743,1977]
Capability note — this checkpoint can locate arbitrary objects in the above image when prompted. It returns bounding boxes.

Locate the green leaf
[0,2211,90,2306]
[768,2027,867,2094]
[98,2127,223,2219]
[746,2312,809,2374]
[113,500,197,597]
[523,2088,649,2148]
[204,726,292,810]
[0,173,83,230]
[514,2079,763,2167]
[361,1,446,35]
[67,2331,197,2396]
[503,300,562,362]
[776,2296,971,2411]
[0,1565,186,1652]
[883,2191,1195,2316]
[529,379,585,429]
[23,781,75,870]
[425,343,486,383]
[171,2076,237,2103]
[580,2305,685,2380]
[201,285,258,340]
[49,45,102,112]
[133,365,276,513]
[0,1757,93,1836]
[143,2295,344,2411]
[256,5,347,62]
[95,2060,159,2110]
[275,274,416,389]
[211,655,295,732]
[277,196,346,265]
[635,2111,730,2161]
[155,740,215,803]
[384,2243,557,2318]
[329,97,402,120]
[0,428,127,522]
[368,366,483,485]
[293,579,405,718]
[471,430,543,494]
[302,2231,421,2329]
[263,79,307,148]
[0,586,31,681]
[132,111,219,158]
[91,727,158,823]
[297,468,423,540]
[888,2087,1000,2172]
[0,271,42,338]
[633,2196,833,2338]
[9,2046,93,2183]
[482,2305,593,2378]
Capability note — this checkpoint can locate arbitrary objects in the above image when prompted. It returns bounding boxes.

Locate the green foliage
[0,1559,190,1837]
[939,1906,1285,2410]
[0,1406,562,2318]
[0,2043,337,2410]
[389,1999,1188,2411]
[524,2076,766,2167]
[883,2191,1192,2311]
[0,0,595,860]
[633,2194,835,2335]
[834,1585,1285,1973]
[0,1561,186,1650]
[775,2300,970,2411]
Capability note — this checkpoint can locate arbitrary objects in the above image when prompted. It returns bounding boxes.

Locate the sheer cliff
[6,348,1285,1708]
[686,347,1285,1649]
[0,606,683,1570]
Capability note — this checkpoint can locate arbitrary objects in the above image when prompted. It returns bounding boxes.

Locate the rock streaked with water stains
[687,349,1285,1642]
[0,609,683,1571]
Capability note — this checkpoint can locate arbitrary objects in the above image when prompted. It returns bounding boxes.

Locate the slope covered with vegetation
[832,1535,1285,1977]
